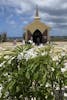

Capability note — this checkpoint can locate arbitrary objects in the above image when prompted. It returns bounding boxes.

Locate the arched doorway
[33,30,42,45]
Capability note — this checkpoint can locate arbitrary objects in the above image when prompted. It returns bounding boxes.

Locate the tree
[0,34,1,42]
[1,32,7,42]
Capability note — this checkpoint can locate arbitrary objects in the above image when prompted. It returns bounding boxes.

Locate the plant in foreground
[0,44,67,100]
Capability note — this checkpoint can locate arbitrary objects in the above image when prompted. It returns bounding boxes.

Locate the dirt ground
[0,42,67,50]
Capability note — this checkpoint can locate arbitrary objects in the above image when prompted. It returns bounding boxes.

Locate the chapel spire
[34,5,40,20]
[36,5,39,17]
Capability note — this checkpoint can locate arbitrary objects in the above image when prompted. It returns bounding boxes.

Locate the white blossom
[28,40,33,44]
[8,57,15,64]
[0,84,2,90]
[22,40,25,45]
[45,83,51,87]
[0,84,2,98]
[38,44,44,48]
[51,92,53,95]
[65,86,67,88]
[61,63,67,73]
[64,63,67,68]
[52,56,59,61]
[3,73,8,76]
[61,52,65,56]
[51,67,55,72]
[61,68,66,73]
[0,61,6,67]
[24,48,37,60]
[4,55,10,59]
[41,52,47,56]
[4,91,9,97]
[17,54,23,60]
[64,93,67,97]
[17,65,20,70]
[32,43,35,46]
[56,87,59,90]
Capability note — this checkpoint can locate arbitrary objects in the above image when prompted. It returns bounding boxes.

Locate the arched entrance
[33,30,42,45]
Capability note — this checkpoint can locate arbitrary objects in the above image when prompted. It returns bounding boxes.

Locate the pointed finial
[36,5,39,17]
[34,5,40,20]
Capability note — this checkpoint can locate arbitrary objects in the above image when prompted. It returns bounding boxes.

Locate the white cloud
[23,21,28,24]
[6,18,16,26]
[0,0,67,36]
[0,0,67,13]
[0,0,32,14]
[62,3,67,9]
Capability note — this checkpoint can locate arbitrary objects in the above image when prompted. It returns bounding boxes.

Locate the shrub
[0,44,67,100]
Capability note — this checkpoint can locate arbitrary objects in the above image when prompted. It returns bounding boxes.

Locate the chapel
[24,6,50,44]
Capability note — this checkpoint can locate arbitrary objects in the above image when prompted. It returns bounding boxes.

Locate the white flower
[0,92,2,98]
[52,56,59,61]
[51,67,55,72]
[61,68,66,73]
[28,40,33,44]
[64,93,67,97]
[64,63,67,68]
[61,52,65,56]
[3,73,8,76]
[17,65,20,70]
[24,48,37,60]
[32,43,35,46]
[8,77,12,82]
[45,83,51,87]
[41,52,47,56]
[51,92,53,95]
[65,86,67,88]
[0,84,2,90]
[22,40,25,45]
[17,54,23,60]
[32,81,35,86]
[4,55,10,59]
[45,95,48,99]
[5,91,9,97]
[0,61,6,67]
[8,57,15,64]
[61,63,67,73]
[56,87,59,90]
[31,98,34,100]
[24,53,30,61]
[38,44,44,48]
[20,51,24,57]
[0,84,2,98]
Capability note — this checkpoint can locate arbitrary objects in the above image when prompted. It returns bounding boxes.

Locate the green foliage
[0,44,67,100]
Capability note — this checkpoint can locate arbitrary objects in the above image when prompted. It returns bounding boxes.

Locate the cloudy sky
[0,0,67,37]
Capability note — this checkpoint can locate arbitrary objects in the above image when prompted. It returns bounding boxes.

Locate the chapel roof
[24,6,50,33]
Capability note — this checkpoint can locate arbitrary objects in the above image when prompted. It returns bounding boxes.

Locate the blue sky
[0,0,67,37]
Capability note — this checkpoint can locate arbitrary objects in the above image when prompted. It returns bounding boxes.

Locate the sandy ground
[54,42,67,47]
[0,42,67,50]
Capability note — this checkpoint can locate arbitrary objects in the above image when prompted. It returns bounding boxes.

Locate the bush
[0,44,67,100]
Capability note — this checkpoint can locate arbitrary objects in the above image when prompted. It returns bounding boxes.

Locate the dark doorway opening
[33,30,42,45]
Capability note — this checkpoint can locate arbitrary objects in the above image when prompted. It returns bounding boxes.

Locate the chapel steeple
[34,5,40,20]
